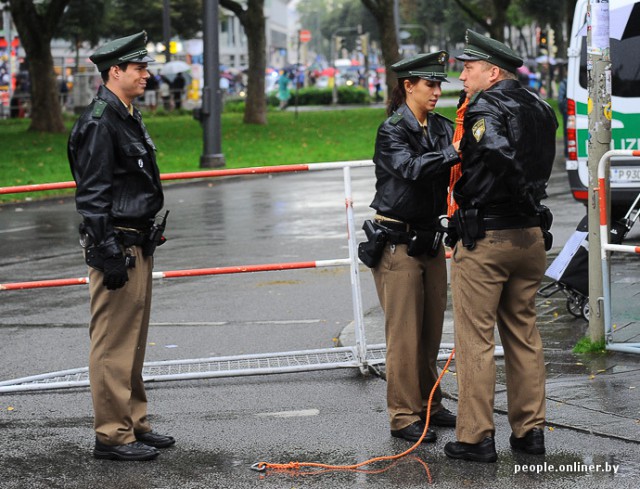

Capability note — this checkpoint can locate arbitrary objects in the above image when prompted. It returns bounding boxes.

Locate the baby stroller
[538,194,640,321]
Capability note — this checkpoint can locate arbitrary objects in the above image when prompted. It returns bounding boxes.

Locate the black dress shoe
[444,437,497,463]
[135,431,176,448]
[94,439,159,461]
[510,428,545,454]
[391,421,437,443]
[429,408,456,427]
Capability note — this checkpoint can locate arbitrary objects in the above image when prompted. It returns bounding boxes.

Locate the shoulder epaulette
[92,100,107,118]
[389,112,404,125]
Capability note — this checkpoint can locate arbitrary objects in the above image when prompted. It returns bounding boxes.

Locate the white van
[566,0,640,216]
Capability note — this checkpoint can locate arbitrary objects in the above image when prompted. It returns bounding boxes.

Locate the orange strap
[447,98,469,217]
[252,349,456,482]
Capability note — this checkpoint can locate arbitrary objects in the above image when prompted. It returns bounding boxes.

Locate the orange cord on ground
[252,348,456,480]
[447,98,469,217]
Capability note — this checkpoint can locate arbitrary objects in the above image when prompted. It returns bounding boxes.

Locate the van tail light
[567,98,577,161]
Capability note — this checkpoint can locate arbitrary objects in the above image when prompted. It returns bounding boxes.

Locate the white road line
[255,409,320,418]
[0,225,40,234]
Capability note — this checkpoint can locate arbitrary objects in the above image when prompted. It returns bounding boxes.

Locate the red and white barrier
[596,149,640,354]
[0,160,374,195]
[1,160,375,376]
[0,259,350,291]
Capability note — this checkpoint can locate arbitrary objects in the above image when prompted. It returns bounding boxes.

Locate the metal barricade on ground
[597,149,640,354]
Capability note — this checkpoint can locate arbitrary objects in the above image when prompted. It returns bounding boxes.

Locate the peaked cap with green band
[391,51,449,82]
[455,30,523,73]
[90,31,155,72]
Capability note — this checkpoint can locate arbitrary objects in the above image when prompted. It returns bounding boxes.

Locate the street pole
[587,0,611,342]
[330,26,359,105]
[162,0,172,63]
[200,0,225,168]
[2,5,13,104]
[295,29,300,119]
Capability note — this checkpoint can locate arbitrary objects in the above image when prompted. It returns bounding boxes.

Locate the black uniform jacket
[454,79,558,213]
[68,85,164,257]
[371,103,460,225]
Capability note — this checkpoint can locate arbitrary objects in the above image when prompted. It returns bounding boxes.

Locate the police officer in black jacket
[366,52,460,445]
[68,31,174,461]
[443,30,558,463]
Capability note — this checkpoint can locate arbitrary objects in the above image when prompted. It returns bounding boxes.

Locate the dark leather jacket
[370,104,460,225]
[68,85,164,257]
[453,79,558,214]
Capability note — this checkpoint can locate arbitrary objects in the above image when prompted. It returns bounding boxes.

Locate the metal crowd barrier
[597,149,640,354]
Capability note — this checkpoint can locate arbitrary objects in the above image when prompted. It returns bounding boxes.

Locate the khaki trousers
[88,245,153,445]
[372,243,447,431]
[451,228,547,443]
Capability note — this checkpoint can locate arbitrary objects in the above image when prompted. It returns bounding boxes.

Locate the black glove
[102,254,129,290]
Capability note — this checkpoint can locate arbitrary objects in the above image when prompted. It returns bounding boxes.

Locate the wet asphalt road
[1,141,640,488]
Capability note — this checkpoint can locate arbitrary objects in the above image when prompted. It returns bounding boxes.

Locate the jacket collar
[396,103,447,136]
[487,79,521,92]
[97,84,137,120]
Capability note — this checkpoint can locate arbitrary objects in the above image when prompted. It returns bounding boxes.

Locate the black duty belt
[374,219,410,232]
[373,220,411,244]
[115,227,148,246]
[483,215,541,230]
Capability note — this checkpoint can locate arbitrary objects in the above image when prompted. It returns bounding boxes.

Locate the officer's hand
[103,254,129,290]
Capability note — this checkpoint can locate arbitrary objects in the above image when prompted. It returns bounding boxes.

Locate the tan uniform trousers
[451,228,547,444]
[88,245,153,445]
[372,243,447,431]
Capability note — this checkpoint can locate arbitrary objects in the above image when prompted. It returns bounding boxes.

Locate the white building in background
[219,0,291,70]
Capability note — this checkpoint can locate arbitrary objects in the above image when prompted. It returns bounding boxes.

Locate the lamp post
[1,2,13,105]
[162,0,171,63]
[200,0,225,168]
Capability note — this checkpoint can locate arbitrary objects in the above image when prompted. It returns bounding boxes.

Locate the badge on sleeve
[472,119,486,142]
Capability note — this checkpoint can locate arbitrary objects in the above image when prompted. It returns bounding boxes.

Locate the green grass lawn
[0,100,560,203]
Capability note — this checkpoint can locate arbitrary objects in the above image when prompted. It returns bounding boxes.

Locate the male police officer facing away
[444,30,557,463]
[68,31,174,461]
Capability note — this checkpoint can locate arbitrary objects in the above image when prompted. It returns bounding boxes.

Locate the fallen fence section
[0,344,510,394]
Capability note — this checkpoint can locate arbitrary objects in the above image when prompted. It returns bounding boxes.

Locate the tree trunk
[221,0,268,125]
[9,0,68,133]
[242,0,267,125]
[361,0,402,100]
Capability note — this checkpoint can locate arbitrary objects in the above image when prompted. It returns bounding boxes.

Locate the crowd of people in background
[1,58,570,119]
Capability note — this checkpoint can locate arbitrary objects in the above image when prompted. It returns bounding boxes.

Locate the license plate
[611,167,640,183]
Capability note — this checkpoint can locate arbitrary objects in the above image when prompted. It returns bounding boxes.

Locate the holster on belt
[538,205,554,251]
[453,208,485,250]
[79,223,138,272]
[358,220,387,268]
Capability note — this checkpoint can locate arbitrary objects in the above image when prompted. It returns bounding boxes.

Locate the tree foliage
[58,0,108,48]
[105,0,202,42]
[450,0,513,41]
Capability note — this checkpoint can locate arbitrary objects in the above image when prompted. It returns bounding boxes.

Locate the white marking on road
[0,225,39,234]
[255,409,320,418]
[246,320,322,325]
[151,322,228,326]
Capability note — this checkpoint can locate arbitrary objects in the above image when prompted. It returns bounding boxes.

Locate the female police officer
[366,52,460,443]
